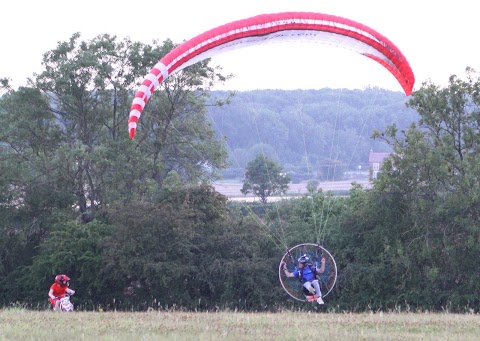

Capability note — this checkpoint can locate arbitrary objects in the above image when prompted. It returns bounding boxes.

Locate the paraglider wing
[129,12,415,139]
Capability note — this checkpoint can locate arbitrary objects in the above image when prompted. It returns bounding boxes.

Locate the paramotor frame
[279,243,337,302]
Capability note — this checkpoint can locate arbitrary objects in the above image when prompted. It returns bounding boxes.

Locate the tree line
[0,33,478,312]
[207,88,419,181]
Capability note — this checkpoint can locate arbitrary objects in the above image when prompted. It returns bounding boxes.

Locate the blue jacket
[293,265,317,282]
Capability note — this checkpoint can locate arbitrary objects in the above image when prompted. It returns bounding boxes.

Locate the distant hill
[207,88,419,181]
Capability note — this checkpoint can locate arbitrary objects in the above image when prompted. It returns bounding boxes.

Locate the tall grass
[1,308,478,340]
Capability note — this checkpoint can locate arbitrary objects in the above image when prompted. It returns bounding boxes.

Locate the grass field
[213,179,371,201]
[1,309,479,340]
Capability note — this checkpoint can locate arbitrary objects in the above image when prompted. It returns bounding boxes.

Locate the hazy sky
[1,0,478,93]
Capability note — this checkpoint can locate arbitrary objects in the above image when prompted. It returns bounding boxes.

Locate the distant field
[214,179,371,199]
[1,309,479,340]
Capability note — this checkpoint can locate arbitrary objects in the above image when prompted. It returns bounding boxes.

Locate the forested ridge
[0,33,478,312]
[207,88,419,180]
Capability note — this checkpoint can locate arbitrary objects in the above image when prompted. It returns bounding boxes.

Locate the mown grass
[0,309,479,340]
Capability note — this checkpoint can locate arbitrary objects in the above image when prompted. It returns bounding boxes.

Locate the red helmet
[55,274,71,287]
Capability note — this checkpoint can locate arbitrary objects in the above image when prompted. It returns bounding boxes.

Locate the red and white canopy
[129,12,415,139]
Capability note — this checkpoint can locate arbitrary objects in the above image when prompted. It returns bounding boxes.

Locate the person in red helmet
[48,274,75,311]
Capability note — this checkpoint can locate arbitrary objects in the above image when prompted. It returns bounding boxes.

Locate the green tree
[17,220,113,305]
[0,87,72,303]
[100,185,229,308]
[241,155,290,203]
[0,33,229,223]
[0,33,230,305]
[351,67,480,310]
